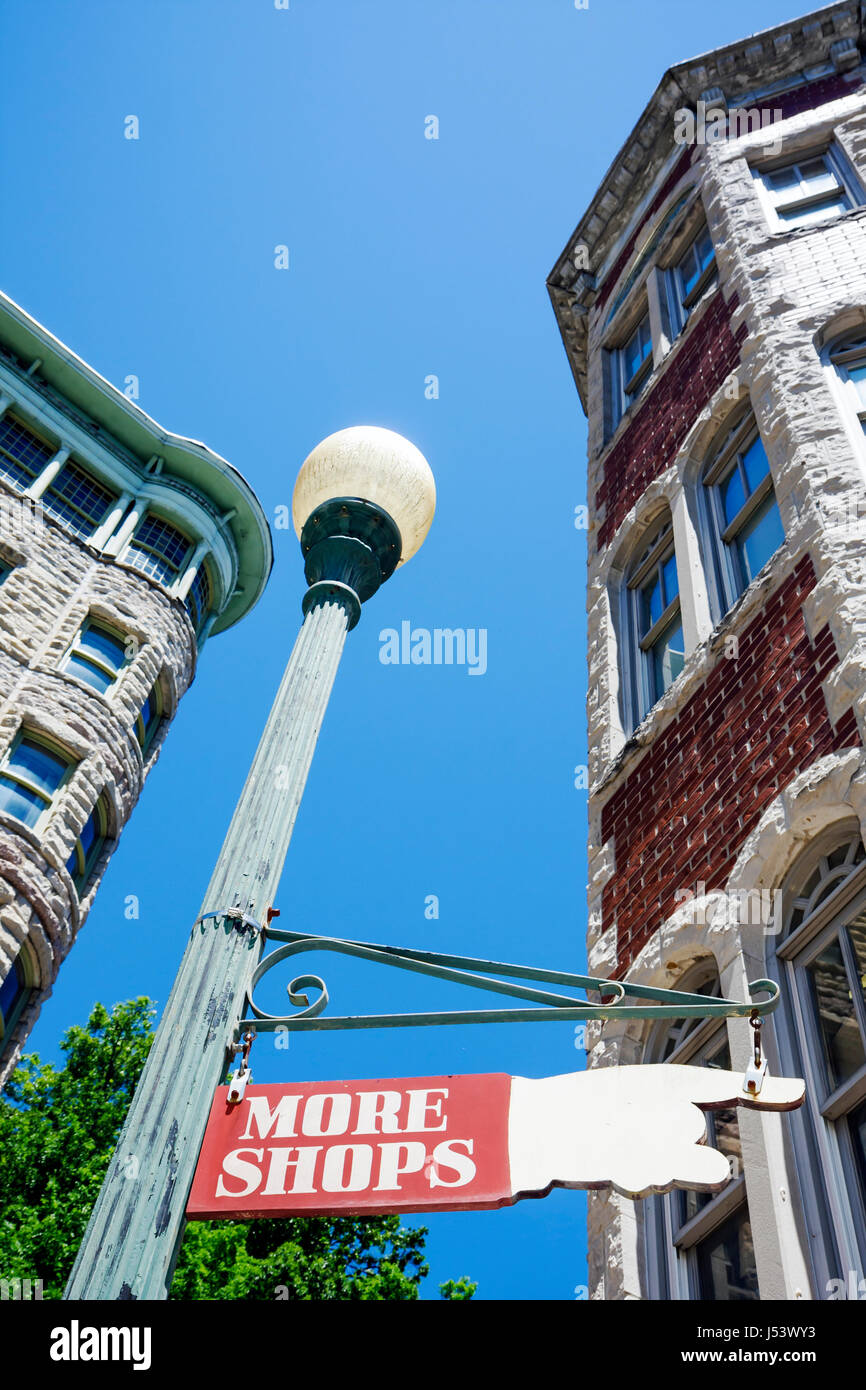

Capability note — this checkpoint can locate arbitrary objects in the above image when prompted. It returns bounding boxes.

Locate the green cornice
[0,290,272,636]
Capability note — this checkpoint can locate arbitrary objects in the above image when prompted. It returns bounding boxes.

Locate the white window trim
[700,415,784,620]
[752,144,862,233]
[767,840,866,1292]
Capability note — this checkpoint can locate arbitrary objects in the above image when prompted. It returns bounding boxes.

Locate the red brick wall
[600,556,861,974]
[596,291,746,548]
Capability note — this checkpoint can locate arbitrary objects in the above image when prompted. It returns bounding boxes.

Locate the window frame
[623,516,684,728]
[0,412,55,491]
[0,730,75,832]
[829,334,866,436]
[134,682,163,756]
[122,511,192,589]
[645,965,757,1301]
[753,144,862,232]
[769,830,866,1291]
[607,307,654,435]
[0,949,34,1054]
[61,618,131,695]
[65,796,110,894]
[664,223,718,338]
[702,414,784,617]
[41,458,118,540]
[185,559,212,635]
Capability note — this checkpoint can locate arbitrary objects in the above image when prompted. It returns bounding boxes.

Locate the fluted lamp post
[65,426,436,1301]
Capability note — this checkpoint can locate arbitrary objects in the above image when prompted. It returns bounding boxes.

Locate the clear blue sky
[1,0,804,1300]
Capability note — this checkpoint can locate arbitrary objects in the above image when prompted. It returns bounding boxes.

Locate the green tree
[0,999,476,1300]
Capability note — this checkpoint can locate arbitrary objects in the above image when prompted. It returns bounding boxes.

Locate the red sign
[187,1073,512,1219]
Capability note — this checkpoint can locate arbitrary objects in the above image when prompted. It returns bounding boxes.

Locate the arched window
[0,733,74,830]
[0,949,32,1055]
[829,333,866,435]
[702,413,784,618]
[61,619,130,694]
[134,681,163,756]
[769,829,866,1289]
[622,513,684,729]
[644,961,757,1300]
[66,795,110,894]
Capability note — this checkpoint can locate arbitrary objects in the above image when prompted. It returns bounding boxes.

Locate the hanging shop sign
[187,1064,805,1219]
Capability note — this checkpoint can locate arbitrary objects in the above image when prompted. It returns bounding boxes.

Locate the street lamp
[65,426,435,1300]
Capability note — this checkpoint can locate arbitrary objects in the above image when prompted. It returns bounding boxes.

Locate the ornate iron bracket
[234,926,780,1037]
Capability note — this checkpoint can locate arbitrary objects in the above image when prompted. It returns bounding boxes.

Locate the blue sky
[1,0,806,1300]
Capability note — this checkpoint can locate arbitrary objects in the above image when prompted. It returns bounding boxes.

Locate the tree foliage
[0,999,476,1301]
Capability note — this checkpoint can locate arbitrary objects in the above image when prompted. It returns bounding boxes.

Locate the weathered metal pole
[65,422,436,1300]
[65,589,354,1299]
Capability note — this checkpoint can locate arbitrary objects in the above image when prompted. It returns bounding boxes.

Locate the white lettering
[406,1088,448,1132]
[353,1091,402,1135]
[374,1141,427,1190]
[428,1139,476,1188]
[322,1144,374,1192]
[215,1147,264,1198]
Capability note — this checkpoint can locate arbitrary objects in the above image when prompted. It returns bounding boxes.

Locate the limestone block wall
[0,485,196,1085]
[568,58,866,1299]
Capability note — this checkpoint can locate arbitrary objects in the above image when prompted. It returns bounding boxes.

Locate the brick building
[549,3,866,1299]
[0,291,271,1085]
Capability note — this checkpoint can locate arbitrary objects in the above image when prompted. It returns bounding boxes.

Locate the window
[66,798,109,893]
[134,683,162,754]
[609,311,653,432]
[830,334,866,435]
[0,734,72,830]
[666,225,717,336]
[0,952,31,1050]
[124,514,191,588]
[0,414,54,490]
[755,148,860,230]
[62,620,129,694]
[185,561,211,635]
[42,460,117,539]
[624,515,684,727]
[771,831,866,1287]
[646,965,757,1300]
[703,415,784,616]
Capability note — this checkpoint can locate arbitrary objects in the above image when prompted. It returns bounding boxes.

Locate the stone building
[548,2,866,1299]
[0,291,271,1085]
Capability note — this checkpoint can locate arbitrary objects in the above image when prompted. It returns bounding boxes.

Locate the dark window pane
[741,436,770,495]
[44,462,115,536]
[0,416,53,488]
[0,959,24,1027]
[78,627,125,669]
[849,1097,866,1207]
[765,166,798,192]
[721,467,746,527]
[642,574,663,633]
[737,494,784,583]
[0,776,44,828]
[808,937,866,1091]
[695,1208,759,1300]
[662,551,679,604]
[14,742,67,795]
[65,657,114,694]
